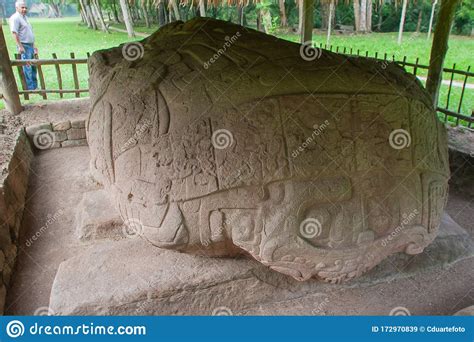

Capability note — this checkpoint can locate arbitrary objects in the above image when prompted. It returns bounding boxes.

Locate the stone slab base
[75,189,124,241]
[49,213,474,315]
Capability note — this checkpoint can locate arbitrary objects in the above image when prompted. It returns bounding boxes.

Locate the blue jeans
[20,43,38,90]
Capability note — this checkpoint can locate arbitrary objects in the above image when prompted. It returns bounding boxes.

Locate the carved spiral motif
[212,129,234,150]
[299,218,322,238]
[122,42,145,61]
[299,41,322,61]
[389,129,411,149]
[33,129,55,150]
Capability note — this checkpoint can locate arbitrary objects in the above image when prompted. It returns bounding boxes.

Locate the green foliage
[454,0,474,35]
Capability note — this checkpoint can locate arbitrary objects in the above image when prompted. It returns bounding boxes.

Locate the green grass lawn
[1,17,473,127]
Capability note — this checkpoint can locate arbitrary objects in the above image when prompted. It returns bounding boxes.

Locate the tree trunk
[426,0,461,106]
[157,0,166,26]
[261,8,272,34]
[326,1,334,45]
[377,2,383,31]
[169,0,180,21]
[80,9,86,24]
[360,0,367,32]
[199,0,206,17]
[93,0,109,32]
[141,0,150,28]
[279,0,287,27]
[257,8,263,31]
[86,3,97,30]
[366,0,372,32]
[112,0,121,22]
[416,9,422,32]
[236,3,242,25]
[397,0,408,44]
[119,0,135,37]
[298,0,304,34]
[51,3,62,17]
[427,0,438,40]
[79,0,92,28]
[353,0,360,32]
[300,0,314,43]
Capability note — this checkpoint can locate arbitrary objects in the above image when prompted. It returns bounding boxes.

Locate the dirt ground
[4,146,474,316]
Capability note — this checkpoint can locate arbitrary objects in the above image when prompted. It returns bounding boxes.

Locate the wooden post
[0,25,22,115]
[300,0,314,43]
[426,0,461,107]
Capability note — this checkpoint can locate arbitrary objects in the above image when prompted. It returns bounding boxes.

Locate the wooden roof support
[426,0,462,107]
[300,0,315,44]
[0,25,22,115]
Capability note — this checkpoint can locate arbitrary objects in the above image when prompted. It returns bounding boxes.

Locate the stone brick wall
[25,119,88,150]
[0,130,34,314]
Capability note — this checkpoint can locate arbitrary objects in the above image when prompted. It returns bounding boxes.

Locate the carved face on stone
[87,18,449,283]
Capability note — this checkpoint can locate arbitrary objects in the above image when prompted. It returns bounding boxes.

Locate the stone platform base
[49,213,474,316]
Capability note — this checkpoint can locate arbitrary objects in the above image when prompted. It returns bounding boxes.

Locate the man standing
[9,1,37,90]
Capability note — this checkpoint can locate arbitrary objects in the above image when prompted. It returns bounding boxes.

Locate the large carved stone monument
[87,18,449,283]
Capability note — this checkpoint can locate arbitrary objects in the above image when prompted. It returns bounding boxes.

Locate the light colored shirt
[9,12,35,44]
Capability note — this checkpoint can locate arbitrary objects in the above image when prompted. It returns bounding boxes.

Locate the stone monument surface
[86,18,450,283]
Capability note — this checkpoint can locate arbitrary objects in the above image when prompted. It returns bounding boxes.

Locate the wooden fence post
[0,25,22,115]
